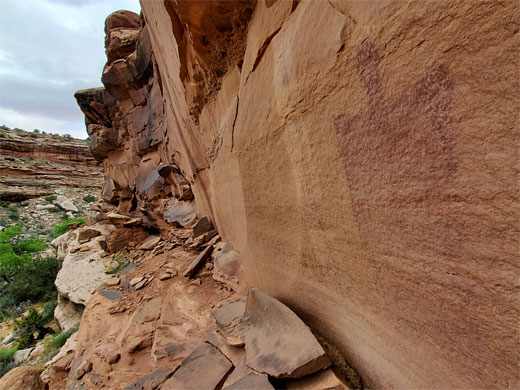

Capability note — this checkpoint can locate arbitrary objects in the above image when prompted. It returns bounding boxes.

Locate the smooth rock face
[0,366,47,390]
[77,0,520,388]
[161,343,233,390]
[244,288,330,378]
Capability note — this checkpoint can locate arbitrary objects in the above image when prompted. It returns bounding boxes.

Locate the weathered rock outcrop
[75,2,520,389]
[54,223,116,305]
[0,128,102,201]
[0,366,47,390]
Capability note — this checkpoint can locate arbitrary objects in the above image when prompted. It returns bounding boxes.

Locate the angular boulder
[54,296,84,331]
[161,343,233,390]
[106,226,148,253]
[77,227,102,244]
[55,224,116,305]
[13,348,34,365]
[223,372,274,390]
[0,366,46,390]
[122,369,174,390]
[212,241,240,287]
[162,199,196,227]
[244,288,330,378]
[54,194,78,212]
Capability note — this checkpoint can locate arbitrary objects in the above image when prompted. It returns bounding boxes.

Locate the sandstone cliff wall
[77,1,519,388]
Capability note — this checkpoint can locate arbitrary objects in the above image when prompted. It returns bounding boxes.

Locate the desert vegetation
[0,219,79,377]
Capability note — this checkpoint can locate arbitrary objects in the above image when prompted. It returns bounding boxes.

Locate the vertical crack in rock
[251,26,282,73]
[231,95,239,152]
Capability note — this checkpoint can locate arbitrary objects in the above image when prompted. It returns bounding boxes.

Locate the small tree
[14,308,53,347]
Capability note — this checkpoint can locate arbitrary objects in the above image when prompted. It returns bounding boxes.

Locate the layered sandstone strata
[0,129,102,200]
[76,1,519,388]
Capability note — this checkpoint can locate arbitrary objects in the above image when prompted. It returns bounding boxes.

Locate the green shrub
[14,308,53,347]
[3,257,60,306]
[51,218,85,238]
[60,213,69,220]
[44,195,57,203]
[0,225,60,318]
[0,348,17,362]
[105,261,129,275]
[40,184,50,189]
[41,299,57,321]
[82,194,95,203]
[0,225,21,242]
[0,201,10,208]
[43,331,71,355]
[13,238,46,254]
[48,207,61,213]
[0,346,18,379]
[7,207,19,221]
[29,133,38,139]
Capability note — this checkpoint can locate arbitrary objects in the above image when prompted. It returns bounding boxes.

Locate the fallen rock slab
[140,235,161,250]
[104,276,120,287]
[184,245,213,278]
[282,368,350,390]
[106,212,131,226]
[75,360,92,379]
[244,288,330,378]
[205,325,246,366]
[192,216,214,237]
[223,372,274,390]
[54,194,78,212]
[161,343,233,390]
[13,347,34,365]
[122,368,175,390]
[214,298,246,328]
[130,276,144,286]
[222,362,254,387]
[106,226,149,253]
[77,227,101,243]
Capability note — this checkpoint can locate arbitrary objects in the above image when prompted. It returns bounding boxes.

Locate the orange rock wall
[83,1,519,388]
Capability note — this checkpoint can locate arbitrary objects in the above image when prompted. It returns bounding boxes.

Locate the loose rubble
[42,208,357,390]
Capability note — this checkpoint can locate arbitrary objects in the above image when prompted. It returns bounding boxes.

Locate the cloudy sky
[0,0,141,139]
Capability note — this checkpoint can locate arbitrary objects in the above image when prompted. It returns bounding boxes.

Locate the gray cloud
[0,0,140,139]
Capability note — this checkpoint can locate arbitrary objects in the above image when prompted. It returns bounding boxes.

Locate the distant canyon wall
[76,1,519,388]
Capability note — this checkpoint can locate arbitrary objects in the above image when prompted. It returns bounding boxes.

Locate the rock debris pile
[37,210,357,390]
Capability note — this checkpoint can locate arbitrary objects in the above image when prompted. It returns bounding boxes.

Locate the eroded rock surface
[72,2,520,389]
[0,128,102,201]
[54,223,116,305]
[0,366,47,390]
